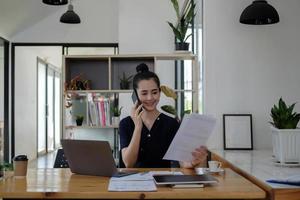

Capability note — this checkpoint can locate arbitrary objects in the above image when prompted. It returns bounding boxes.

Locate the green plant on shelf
[119,72,133,89]
[167,0,196,44]
[112,106,123,117]
[160,85,191,120]
[75,115,84,126]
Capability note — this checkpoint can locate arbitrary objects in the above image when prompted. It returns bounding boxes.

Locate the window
[37,58,61,155]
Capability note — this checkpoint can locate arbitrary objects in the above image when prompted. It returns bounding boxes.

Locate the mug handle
[217,162,222,169]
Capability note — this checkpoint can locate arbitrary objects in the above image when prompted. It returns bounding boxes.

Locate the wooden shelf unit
[62,53,199,158]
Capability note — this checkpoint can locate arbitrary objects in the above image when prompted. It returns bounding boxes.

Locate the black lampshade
[60,4,81,24]
[240,0,279,25]
[43,0,68,5]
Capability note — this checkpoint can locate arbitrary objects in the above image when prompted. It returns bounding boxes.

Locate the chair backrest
[53,149,69,168]
[118,150,125,168]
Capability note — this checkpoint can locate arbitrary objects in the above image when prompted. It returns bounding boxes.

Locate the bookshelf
[62,53,199,158]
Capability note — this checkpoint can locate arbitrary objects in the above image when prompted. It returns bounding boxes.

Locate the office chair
[118,150,126,168]
[53,149,69,168]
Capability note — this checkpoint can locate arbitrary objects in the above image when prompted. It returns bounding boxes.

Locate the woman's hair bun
[136,63,149,73]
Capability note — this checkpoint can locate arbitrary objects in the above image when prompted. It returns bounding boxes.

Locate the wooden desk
[211,150,300,200]
[0,168,265,199]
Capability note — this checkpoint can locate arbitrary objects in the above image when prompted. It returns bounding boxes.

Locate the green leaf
[170,0,180,21]
[161,105,177,116]
[168,22,184,42]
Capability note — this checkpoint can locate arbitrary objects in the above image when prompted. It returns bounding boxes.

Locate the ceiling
[0,0,66,39]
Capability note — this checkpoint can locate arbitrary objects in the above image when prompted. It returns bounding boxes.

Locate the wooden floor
[28,150,57,168]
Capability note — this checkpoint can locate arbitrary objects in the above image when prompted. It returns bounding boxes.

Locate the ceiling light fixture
[240,0,279,25]
[60,0,81,24]
[43,0,68,6]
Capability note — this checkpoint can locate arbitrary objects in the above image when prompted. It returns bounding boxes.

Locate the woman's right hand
[130,101,143,130]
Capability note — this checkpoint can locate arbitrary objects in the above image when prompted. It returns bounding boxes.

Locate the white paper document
[108,180,157,192]
[108,171,183,191]
[163,113,216,162]
[110,171,183,181]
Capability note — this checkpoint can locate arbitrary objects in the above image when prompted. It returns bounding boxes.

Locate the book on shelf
[88,94,111,127]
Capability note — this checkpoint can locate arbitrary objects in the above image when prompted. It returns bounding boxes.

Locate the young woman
[119,63,207,168]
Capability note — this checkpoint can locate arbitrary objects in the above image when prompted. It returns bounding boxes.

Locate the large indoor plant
[160,85,191,121]
[167,0,196,50]
[270,98,300,164]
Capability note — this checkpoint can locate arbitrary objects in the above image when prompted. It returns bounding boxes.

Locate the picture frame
[223,114,253,150]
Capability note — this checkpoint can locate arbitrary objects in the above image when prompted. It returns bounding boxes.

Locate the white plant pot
[271,126,300,164]
[112,116,120,126]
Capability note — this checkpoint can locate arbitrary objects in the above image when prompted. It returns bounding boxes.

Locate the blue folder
[266,175,300,186]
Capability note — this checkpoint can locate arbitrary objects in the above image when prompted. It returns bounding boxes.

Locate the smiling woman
[119,63,207,169]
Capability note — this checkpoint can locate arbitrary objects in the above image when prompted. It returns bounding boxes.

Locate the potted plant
[119,72,133,89]
[270,98,300,164]
[75,115,84,126]
[160,85,191,121]
[0,162,14,178]
[167,0,196,50]
[111,106,123,126]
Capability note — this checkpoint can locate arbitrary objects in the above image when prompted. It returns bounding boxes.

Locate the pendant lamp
[240,0,279,25]
[43,0,68,5]
[60,1,81,24]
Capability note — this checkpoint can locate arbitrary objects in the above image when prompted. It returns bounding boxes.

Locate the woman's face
[136,79,160,112]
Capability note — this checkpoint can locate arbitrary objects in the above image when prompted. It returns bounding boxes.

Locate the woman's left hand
[190,146,208,167]
[180,146,208,168]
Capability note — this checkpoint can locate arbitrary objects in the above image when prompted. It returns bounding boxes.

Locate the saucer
[195,168,224,175]
[207,168,224,173]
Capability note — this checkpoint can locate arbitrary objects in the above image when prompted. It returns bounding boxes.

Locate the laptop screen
[61,139,117,176]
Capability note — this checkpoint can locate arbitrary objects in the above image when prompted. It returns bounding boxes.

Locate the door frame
[11,43,118,159]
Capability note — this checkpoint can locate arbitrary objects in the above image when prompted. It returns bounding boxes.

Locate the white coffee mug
[208,161,222,172]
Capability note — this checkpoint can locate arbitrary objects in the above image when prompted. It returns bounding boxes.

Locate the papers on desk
[108,180,157,192]
[108,171,183,192]
[267,174,300,186]
[163,113,216,162]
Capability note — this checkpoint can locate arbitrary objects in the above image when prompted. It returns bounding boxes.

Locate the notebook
[61,139,137,177]
[153,174,218,185]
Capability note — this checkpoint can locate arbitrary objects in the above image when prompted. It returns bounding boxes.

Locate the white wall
[204,0,300,149]
[15,46,62,160]
[12,0,118,43]
[118,0,187,117]
[118,0,178,54]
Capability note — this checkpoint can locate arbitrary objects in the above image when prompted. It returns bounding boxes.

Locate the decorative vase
[271,126,300,164]
[175,42,189,51]
[112,116,120,126]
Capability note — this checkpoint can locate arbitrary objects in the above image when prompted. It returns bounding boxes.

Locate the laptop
[61,139,137,177]
[153,174,218,185]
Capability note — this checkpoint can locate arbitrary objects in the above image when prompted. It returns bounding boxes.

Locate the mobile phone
[131,89,141,105]
[131,89,143,113]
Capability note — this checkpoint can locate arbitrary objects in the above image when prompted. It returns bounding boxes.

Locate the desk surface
[211,150,300,189]
[0,168,265,199]
[211,149,300,200]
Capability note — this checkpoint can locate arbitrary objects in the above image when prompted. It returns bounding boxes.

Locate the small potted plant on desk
[0,162,14,178]
[75,115,84,126]
[270,97,300,165]
[112,106,123,126]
